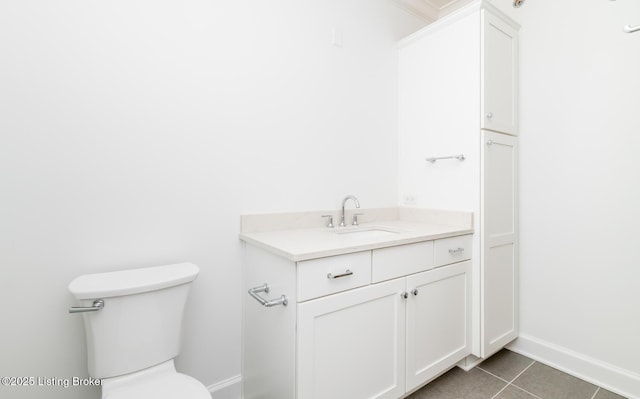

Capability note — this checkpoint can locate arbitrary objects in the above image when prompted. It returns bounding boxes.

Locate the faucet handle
[321,215,334,228]
[352,213,364,226]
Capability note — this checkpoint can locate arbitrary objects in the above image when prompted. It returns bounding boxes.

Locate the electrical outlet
[403,194,416,205]
[331,26,343,47]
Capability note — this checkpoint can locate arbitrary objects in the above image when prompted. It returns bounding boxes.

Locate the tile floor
[407,349,627,399]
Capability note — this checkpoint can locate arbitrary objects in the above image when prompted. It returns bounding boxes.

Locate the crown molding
[392,0,479,23]
[391,0,438,23]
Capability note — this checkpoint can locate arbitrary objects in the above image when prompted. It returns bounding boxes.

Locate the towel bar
[425,154,465,163]
[248,283,288,307]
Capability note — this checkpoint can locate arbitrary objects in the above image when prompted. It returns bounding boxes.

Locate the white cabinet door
[297,279,406,399]
[405,261,471,392]
[481,10,519,135]
[481,131,518,357]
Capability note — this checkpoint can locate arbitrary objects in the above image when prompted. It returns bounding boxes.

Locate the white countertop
[240,209,473,261]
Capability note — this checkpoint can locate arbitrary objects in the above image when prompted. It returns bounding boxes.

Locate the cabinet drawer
[434,235,472,267]
[372,241,434,283]
[297,251,371,302]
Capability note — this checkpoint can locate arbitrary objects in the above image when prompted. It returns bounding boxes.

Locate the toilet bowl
[68,263,209,399]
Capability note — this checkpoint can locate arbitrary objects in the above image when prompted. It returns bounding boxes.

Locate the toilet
[68,263,210,399]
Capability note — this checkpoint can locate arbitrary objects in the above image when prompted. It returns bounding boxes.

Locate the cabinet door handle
[411,289,419,296]
[487,140,510,147]
[327,269,353,279]
[401,292,409,299]
[449,247,465,254]
[486,112,493,119]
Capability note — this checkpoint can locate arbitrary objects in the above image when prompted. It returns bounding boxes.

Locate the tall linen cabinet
[398,0,519,359]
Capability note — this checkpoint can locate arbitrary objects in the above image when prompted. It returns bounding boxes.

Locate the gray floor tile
[408,367,507,399]
[512,362,598,399]
[478,349,534,382]
[494,385,540,399]
[594,388,628,399]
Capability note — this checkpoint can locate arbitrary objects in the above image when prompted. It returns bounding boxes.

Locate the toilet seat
[101,361,210,399]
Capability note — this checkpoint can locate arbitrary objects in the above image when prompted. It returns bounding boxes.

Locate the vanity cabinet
[242,235,472,399]
[398,0,519,359]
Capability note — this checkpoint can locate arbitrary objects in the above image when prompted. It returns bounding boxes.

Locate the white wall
[490,0,640,397]
[0,1,425,398]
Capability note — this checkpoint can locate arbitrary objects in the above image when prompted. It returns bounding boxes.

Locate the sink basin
[334,227,399,239]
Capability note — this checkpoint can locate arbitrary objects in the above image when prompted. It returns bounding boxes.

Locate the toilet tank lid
[68,263,199,299]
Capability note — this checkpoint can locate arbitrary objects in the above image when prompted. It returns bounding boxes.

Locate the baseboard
[507,335,640,399]
[207,374,241,399]
[457,354,483,371]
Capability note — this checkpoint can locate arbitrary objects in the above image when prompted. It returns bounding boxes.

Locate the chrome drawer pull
[327,269,353,279]
[248,284,288,307]
[69,299,104,314]
[449,247,465,254]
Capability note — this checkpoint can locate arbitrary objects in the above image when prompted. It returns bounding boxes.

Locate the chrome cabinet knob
[486,112,493,119]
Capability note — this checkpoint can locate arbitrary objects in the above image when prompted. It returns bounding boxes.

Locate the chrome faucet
[340,195,360,227]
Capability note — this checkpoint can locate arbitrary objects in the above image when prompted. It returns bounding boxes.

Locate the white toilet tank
[68,263,199,379]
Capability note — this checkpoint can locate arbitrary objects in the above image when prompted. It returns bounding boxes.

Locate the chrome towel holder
[425,154,465,163]
[248,283,288,307]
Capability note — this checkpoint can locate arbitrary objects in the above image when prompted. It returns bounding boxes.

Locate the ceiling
[393,0,477,23]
